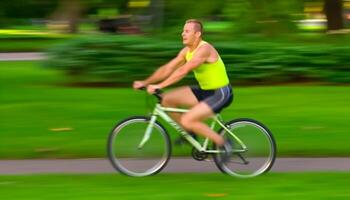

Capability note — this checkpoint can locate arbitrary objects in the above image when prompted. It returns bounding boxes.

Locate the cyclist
[133,19,233,159]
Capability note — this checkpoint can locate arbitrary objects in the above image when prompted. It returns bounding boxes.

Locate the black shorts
[190,85,233,113]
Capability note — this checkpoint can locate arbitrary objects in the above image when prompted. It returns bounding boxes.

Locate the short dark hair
[185,19,203,33]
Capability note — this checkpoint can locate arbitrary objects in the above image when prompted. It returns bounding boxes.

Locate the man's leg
[180,102,225,146]
[161,86,198,124]
[162,86,199,144]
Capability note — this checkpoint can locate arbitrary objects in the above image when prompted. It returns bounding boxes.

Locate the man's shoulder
[181,46,189,52]
[197,42,215,55]
[178,47,189,56]
[199,41,214,50]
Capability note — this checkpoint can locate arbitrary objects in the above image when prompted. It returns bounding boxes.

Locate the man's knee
[180,114,194,130]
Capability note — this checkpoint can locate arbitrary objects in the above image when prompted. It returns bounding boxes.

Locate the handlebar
[138,87,163,101]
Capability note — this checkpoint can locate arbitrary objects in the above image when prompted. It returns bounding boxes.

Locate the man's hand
[133,80,147,90]
[147,84,161,94]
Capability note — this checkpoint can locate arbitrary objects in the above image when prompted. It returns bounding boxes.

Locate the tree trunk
[51,0,84,33]
[150,0,164,31]
[324,0,344,31]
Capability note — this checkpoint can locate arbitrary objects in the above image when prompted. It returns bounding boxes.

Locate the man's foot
[174,132,197,146]
[218,139,233,164]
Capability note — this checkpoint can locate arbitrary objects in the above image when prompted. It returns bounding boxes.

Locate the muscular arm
[158,45,210,89]
[143,48,187,85]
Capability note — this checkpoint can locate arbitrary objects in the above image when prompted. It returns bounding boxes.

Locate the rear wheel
[213,118,276,178]
[107,116,171,177]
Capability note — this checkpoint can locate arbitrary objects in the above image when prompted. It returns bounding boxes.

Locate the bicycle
[107,89,276,178]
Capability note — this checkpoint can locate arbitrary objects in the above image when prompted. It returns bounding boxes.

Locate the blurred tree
[162,0,225,29]
[222,0,304,35]
[1,0,346,34]
[0,0,58,27]
[0,1,58,19]
[51,0,85,33]
[0,0,128,32]
[150,0,164,31]
[323,0,344,30]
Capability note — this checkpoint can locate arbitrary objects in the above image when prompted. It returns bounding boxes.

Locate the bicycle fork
[138,115,157,149]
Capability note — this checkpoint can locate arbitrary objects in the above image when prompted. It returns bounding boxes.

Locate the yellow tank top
[185,41,230,90]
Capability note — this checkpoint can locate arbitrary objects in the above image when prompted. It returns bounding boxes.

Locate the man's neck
[188,38,202,51]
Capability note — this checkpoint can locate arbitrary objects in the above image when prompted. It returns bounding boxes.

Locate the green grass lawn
[0,173,349,199]
[0,32,70,52]
[0,61,349,158]
[0,39,67,52]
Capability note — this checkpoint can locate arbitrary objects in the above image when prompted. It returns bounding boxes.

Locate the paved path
[1,158,350,175]
[0,52,45,61]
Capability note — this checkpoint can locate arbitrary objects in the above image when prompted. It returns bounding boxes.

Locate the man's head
[182,19,203,46]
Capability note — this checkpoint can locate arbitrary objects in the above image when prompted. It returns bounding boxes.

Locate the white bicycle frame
[138,103,248,153]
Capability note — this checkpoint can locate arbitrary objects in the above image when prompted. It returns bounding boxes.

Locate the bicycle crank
[191,147,209,161]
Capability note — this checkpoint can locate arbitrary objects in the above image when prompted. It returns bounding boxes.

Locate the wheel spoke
[213,119,276,178]
[107,117,171,177]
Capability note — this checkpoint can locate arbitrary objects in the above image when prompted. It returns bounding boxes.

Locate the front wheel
[213,118,276,178]
[107,116,171,177]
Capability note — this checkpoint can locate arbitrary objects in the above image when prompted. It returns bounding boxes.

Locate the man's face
[182,23,199,45]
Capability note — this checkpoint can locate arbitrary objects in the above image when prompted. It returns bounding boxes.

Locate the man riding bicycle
[133,19,233,156]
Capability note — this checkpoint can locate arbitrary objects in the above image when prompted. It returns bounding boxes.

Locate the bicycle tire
[213,118,276,178]
[107,116,171,177]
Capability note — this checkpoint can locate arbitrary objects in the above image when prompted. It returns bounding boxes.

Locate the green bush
[44,35,350,85]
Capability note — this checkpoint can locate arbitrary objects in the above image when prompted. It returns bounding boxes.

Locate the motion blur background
[0,0,349,158]
[1,0,350,84]
[0,1,349,199]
